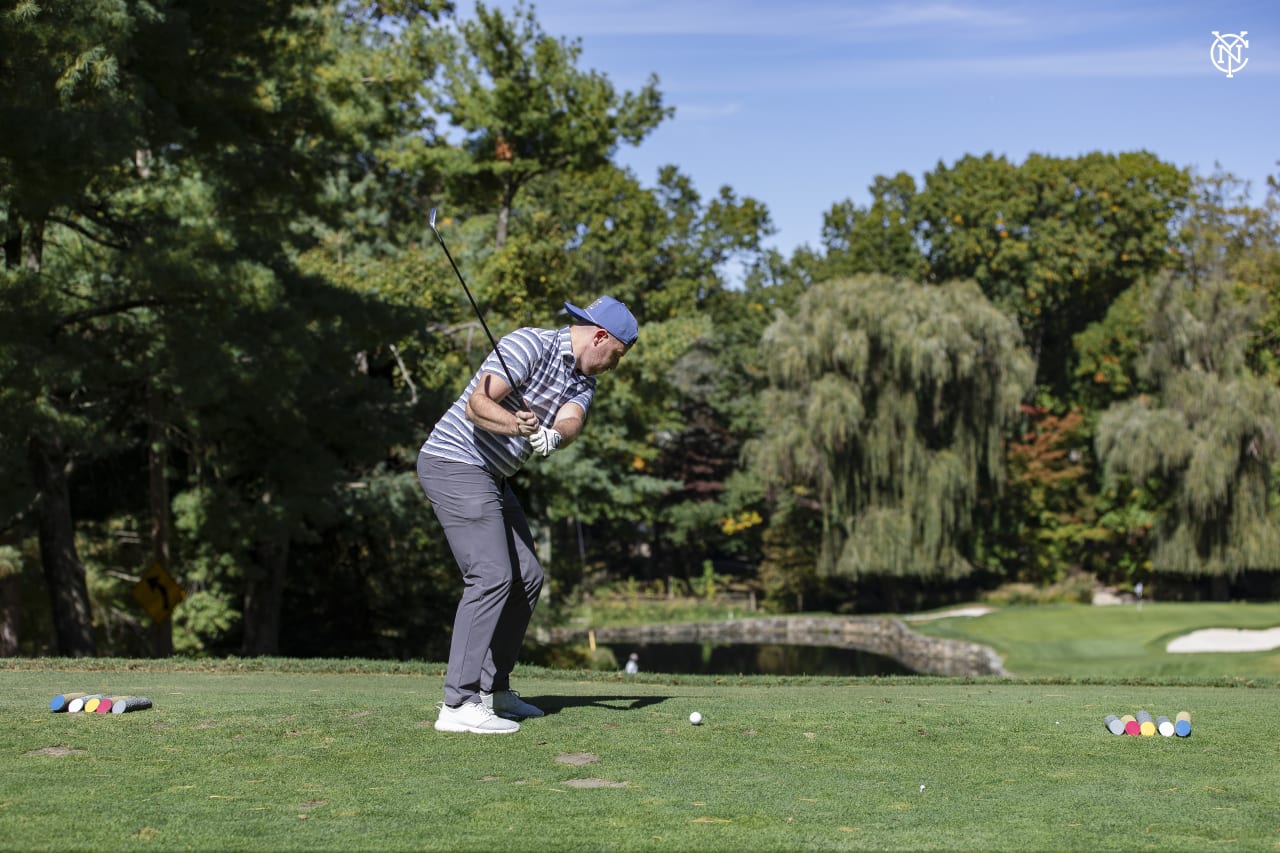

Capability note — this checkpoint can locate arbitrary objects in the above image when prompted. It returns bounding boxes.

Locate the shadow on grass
[533,694,670,715]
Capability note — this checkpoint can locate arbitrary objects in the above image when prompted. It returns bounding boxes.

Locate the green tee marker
[1174,711,1191,737]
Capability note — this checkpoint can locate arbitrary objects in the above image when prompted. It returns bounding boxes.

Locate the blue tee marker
[49,692,88,712]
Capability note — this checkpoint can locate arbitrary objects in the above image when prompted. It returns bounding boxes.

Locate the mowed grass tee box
[2,657,1277,851]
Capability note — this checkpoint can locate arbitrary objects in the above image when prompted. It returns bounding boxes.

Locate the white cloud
[530,0,1034,40]
[857,2,1028,30]
[618,40,1275,99]
[673,101,744,120]
[820,41,1278,83]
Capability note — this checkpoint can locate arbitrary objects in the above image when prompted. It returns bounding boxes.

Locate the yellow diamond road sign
[132,561,187,624]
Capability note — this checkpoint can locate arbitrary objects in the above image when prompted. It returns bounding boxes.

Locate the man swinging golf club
[418,296,639,733]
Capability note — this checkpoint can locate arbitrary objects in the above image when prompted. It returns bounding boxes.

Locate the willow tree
[749,275,1034,580]
[1096,272,1280,581]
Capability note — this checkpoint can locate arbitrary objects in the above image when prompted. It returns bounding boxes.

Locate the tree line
[2,0,1277,659]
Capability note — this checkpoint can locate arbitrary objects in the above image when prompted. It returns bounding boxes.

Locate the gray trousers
[417,453,544,707]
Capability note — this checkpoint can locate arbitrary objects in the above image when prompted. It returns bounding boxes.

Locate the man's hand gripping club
[529,424,561,457]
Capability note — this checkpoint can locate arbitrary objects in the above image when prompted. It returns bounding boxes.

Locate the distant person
[625,653,639,674]
[418,297,639,734]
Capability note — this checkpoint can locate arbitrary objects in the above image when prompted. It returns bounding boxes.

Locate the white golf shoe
[482,690,544,720]
[434,701,520,734]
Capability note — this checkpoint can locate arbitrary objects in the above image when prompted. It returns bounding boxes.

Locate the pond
[600,641,917,677]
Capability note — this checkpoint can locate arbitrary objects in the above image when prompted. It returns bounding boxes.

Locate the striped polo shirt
[420,326,596,477]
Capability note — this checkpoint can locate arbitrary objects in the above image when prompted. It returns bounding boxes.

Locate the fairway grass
[2,661,1278,851]
[909,602,1280,681]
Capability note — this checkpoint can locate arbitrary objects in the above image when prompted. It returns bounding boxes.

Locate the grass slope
[2,660,1277,851]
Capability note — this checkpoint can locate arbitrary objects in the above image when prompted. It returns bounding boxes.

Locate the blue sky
[478,0,1278,261]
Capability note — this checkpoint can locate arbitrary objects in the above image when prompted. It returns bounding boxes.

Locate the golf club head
[428,207,438,232]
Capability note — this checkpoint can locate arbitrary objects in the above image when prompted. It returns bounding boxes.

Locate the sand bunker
[1166,627,1280,653]
[903,606,994,622]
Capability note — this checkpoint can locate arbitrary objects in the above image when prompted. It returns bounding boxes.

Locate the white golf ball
[689,711,703,725]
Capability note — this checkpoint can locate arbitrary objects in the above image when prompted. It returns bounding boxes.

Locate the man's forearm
[552,405,585,446]
[467,393,521,435]
[466,375,533,436]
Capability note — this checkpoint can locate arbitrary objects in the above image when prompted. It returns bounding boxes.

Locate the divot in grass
[563,778,627,788]
[24,746,86,757]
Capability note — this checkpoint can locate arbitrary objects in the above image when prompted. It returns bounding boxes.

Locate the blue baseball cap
[564,296,639,346]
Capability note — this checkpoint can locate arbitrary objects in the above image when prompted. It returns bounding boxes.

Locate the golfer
[418,296,638,733]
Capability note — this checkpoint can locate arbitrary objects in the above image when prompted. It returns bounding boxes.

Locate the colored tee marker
[48,693,153,714]
[67,695,102,713]
[112,697,153,714]
[1104,709,1192,739]
[95,696,126,715]
[50,693,89,713]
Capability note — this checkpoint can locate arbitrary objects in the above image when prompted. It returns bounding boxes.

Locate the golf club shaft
[428,208,529,411]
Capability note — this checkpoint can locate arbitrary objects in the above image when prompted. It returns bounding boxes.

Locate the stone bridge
[552,615,1007,677]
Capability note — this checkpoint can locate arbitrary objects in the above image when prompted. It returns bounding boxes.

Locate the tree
[0,0,443,656]
[818,172,924,282]
[1096,272,1280,583]
[431,1,670,248]
[151,0,448,655]
[749,275,1034,582]
[1076,169,1280,590]
[1,0,175,655]
[994,404,1124,583]
[1174,168,1280,382]
[913,151,1189,399]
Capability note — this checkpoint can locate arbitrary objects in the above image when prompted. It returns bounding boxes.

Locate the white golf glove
[529,425,562,457]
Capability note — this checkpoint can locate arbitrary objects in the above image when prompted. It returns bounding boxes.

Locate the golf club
[428,208,529,411]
